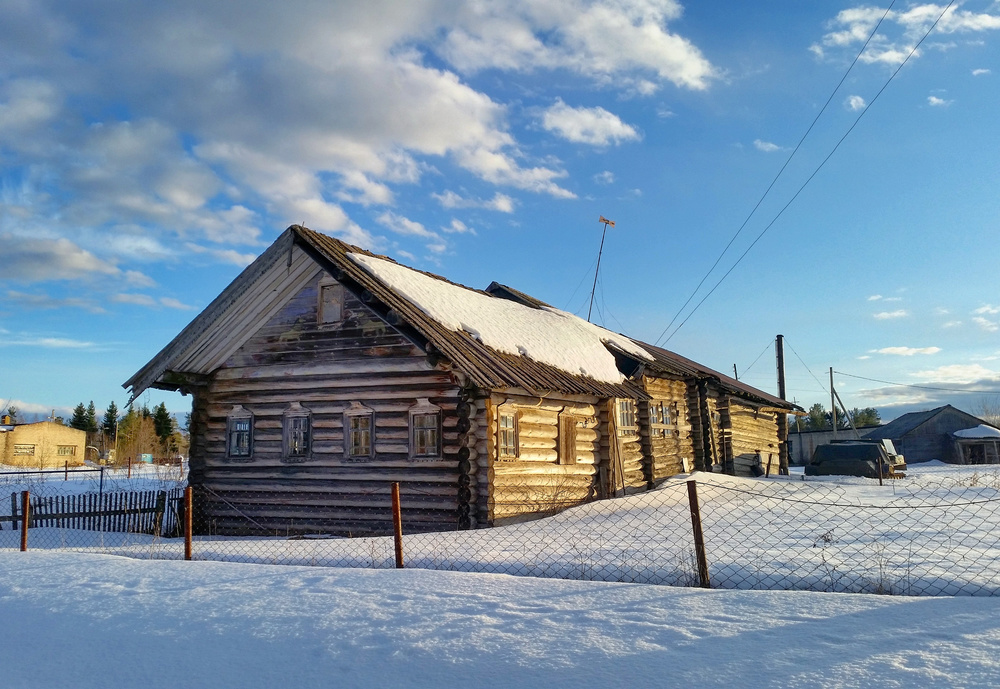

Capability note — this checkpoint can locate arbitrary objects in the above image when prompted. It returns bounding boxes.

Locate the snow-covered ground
[4,461,1000,596]
[2,551,999,688]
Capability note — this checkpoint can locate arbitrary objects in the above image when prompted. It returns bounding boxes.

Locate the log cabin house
[125,225,799,535]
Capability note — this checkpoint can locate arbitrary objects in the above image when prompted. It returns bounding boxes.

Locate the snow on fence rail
[4,465,1000,596]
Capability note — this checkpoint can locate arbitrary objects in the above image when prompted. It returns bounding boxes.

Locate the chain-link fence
[5,464,1000,596]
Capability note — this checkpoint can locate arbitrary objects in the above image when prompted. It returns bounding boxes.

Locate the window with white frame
[13,444,35,456]
[57,445,77,456]
[227,406,253,459]
[410,398,441,459]
[283,402,312,461]
[497,407,519,460]
[616,399,638,437]
[344,402,374,460]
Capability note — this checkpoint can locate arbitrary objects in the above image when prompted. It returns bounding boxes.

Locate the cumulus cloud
[432,190,515,213]
[973,316,999,332]
[442,219,475,235]
[845,94,867,111]
[973,68,991,75]
[541,100,641,146]
[593,171,616,185]
[753,139,782,152]
[812,4,1000,66]
[0,234,119,282]
[927,95,953,106]
[184,243,259,267]
[913,364,1000,385]
[943,320,962,328]
[871,346,941,356]
[4,290,105,314]
[975,304,1000,315]
[868,294,883,301]
[874,310,909,319]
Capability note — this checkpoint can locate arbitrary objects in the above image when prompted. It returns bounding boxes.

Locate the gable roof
[125,226,648,400]
[864,405,988,439]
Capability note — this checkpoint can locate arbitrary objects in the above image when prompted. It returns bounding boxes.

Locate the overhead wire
[741,339,774,377]
[834,370,1000,395]
[657,1,960,345]
[653,0,897,347]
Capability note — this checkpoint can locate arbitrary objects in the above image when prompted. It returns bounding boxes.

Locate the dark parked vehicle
[804,439,906,479]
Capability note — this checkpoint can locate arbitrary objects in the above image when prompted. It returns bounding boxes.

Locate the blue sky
[2,0,999,423]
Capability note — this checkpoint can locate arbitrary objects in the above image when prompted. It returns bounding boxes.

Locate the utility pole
[775,334,786,401]
[733,364,738,380]
[587,216,615,323]
[830,367,837,438]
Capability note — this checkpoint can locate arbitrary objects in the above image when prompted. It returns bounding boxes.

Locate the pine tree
[103,401,119,440]
[152,402,174,442]
[85,400,99,433]
[70,403,88,430]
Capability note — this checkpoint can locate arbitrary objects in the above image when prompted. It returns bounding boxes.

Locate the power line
[741,339,774,377]
[785,338,829,395]
[834,370,1000,395]
[658,1,955,344]
[653,1,897,347]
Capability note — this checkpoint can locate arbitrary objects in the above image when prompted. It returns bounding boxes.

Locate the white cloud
[376,211,437,239]
[973,68,991,75]
[442,219,475,235]
[0,234,120,282]
[541,100,640,146]
[432,190,515,213]
[975,304,1000,315]
[0,335,96,349]
[813,4,1000,66]
[927,95,953,106]
[438,0,717,91]
[867,294,883,301]
[942,320,962,328]
[913,364,1000,385]
[845,94,867,111]
[874,310,909,319]
[159,297,194,310]
[593,171,616,185]
[4,290,105,314]
[871,346,941,356]
[113,293,157,307]
[973,316,999,332]
[753,139,782,152]
[184,242,259,267]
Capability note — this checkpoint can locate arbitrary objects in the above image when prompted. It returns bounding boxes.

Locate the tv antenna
[587,216,615,323]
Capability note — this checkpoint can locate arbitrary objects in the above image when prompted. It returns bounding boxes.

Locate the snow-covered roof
[348,252,652,385]
[954,424,1000,439]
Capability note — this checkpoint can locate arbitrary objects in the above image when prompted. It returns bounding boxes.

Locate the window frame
[558,413,580,466]
[57,445,77,456]
[282,402,312,462]
[343,401,375,461]
[616,399,638,437]
[13,444,35,457]
[318,279,346,327]
[226,405,254,460]
[496,405,520,461]
[409,398,442,460]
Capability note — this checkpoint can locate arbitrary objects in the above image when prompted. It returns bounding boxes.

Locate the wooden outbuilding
[125,225,798,535]
[864,405,1000,464]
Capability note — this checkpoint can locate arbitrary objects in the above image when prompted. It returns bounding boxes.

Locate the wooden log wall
[485,391,602,524]
[726,399,782,477]
[639,376,695,483]
[188,275,466,536]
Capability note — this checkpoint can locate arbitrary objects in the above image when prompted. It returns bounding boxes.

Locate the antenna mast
[588,216,615,323]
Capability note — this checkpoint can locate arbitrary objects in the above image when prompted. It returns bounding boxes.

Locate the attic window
[319,282,345,325]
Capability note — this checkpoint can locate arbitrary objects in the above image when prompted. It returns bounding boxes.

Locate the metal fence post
[184,486,193,561]
[20,491,30,552]
[686,480,711,588]
[391,482,404,569]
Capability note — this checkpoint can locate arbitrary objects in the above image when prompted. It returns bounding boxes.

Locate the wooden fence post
[184,486,193,561]
[153,490,167,537]
[391,482,404,569]
[686,480,711,588]
[65,461,68,481]
[20,491,30,552]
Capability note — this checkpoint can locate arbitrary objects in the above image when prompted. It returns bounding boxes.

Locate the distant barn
[125,225,799,535]
[864,405,1000,464]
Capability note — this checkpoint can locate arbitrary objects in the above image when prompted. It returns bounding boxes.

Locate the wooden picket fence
[1,488,184,537]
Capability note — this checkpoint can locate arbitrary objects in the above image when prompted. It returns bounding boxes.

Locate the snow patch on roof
[348,253,652,384]
[954,424,1000,439]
